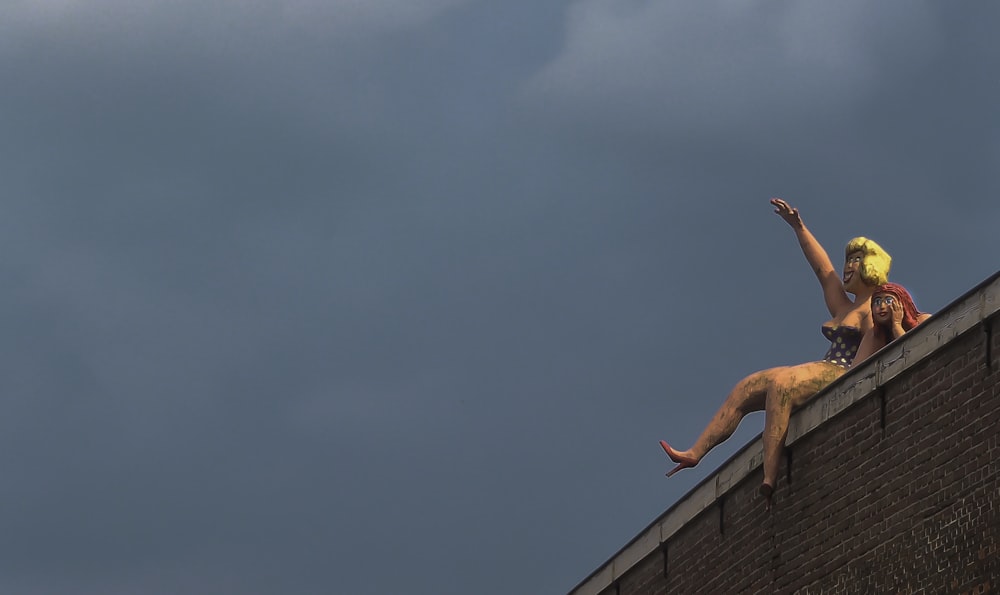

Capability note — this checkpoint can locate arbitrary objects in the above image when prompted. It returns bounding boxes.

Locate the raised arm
[771,198,852,317]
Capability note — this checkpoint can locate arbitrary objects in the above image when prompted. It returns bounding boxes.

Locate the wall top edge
[567,269,1000,595]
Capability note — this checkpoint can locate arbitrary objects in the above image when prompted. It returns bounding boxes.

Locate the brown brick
[596,316,1000,594]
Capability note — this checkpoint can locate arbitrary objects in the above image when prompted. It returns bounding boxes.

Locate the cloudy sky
[1,1,997,593]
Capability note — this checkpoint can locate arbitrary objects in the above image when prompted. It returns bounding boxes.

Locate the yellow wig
[845,237,891,286]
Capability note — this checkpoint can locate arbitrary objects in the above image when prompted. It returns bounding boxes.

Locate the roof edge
[568,269,1000,595]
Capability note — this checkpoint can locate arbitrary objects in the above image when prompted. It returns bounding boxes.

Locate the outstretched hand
[771,198,803,228]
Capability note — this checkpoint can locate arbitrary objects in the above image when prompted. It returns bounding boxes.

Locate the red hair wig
[871,283,926,343]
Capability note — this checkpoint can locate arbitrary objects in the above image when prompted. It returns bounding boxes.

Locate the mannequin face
[843,251,864,293]
[871,293,895,325]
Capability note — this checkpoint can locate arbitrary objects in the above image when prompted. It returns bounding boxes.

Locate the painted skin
[852,286,932,364]
[872,294,902,333]
[660,199,883,510]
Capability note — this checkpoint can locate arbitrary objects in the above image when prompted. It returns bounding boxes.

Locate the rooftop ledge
[569,270,1000,595]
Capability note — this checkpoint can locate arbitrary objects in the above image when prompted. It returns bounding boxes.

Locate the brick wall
[573,274,1000,595]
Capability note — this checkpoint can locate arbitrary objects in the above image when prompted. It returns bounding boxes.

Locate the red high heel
[659,440,698,477]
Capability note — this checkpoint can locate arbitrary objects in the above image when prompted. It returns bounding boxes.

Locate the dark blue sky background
[1,2,997,593]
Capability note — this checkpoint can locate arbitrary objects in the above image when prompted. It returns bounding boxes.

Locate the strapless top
[821,325,863,368]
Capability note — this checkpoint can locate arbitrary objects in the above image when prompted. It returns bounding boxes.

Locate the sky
[1,1,998,593]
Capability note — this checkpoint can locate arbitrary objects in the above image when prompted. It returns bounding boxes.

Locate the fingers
[770,197,791,213]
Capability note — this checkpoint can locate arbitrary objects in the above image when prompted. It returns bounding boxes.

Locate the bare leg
[761,392,792,491]
[663,369,776,468]
[761,363,845,489]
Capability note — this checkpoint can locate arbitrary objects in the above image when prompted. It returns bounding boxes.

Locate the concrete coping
[568,270,1000,595]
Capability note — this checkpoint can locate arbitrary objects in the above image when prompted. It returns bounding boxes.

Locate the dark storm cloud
[0,1,997,594]
[524,1,942,137]
[522,1,1000,213]
[519,0,999,308]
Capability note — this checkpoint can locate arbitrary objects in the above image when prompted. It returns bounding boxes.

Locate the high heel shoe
[659,440,698,477]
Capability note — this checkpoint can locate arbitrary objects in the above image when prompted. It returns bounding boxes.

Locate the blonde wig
[845,237,891,286]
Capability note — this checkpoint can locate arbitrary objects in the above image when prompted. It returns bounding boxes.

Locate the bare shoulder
[834,300,873,331]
